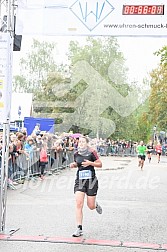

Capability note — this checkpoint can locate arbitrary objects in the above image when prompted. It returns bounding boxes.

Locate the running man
[70,136,102,237]
[146,141,154,163]
[137,141,147,170]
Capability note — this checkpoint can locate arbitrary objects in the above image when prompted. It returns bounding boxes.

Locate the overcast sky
[13,36,167,84]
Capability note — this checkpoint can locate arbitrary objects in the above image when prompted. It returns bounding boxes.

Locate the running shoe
[72,228,83,237]
[8,183,16,190]
[96,202,102,214]
[13,181,19,185]
[40,175,44,180]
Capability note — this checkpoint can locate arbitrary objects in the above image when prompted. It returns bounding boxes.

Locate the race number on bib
[79,170,92,179]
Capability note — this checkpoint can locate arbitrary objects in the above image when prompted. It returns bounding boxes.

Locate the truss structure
[0,0,15,233]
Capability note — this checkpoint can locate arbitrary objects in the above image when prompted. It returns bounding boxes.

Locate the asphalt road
[1,155,167,252]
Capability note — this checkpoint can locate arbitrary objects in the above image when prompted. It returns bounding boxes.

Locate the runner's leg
[141,160,144,170]
[87,195,102,214]
[138,157,141,167]
[72,191,85,237]
[75,191,85,226]
[87,195,96,210]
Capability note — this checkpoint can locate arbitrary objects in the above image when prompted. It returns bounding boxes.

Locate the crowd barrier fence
[97,145,167,157]
[98,146,138,156]
[8,149,75,183]
[1,146,167,186]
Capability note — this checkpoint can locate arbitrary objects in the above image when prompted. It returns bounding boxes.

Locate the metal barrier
[98,145,138,157]
[98,145,167,157]
[6,146,167,185]
[10,149,74,183]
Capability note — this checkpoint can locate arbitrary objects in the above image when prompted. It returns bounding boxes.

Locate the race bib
[79,170,92,179]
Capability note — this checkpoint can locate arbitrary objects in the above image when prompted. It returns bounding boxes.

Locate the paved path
[0,155,167,251]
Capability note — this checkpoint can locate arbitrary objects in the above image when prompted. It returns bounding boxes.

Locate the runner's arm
[82,159,102,168]
[70,162,77,168]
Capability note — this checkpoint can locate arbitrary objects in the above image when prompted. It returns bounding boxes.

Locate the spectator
[39,142,48,180]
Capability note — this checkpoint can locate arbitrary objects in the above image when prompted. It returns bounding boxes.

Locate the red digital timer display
[122,5,164,15]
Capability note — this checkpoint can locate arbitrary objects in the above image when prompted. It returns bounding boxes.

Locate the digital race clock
[122,5,164,15]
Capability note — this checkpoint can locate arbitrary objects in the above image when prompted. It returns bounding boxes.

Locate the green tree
[149,64,167,130]
[13,39,57,95]
[135,102,152,142]
[66,37,141,138]
[32,37,132,136]
[136,46,167,141]
[14,37,149,139]
[154,46,167,65]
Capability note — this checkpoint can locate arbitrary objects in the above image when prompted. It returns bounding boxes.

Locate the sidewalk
[1,155,167,251]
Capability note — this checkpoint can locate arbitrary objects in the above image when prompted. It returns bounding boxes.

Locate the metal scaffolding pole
[0,0,15,233]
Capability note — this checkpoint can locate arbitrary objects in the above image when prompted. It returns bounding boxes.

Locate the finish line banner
[16,0,167,36]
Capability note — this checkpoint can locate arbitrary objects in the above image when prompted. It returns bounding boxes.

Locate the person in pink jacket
[155,142,162,163]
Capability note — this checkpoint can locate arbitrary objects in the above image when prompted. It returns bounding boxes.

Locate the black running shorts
[138,155,146,160]
[74,177,98,196]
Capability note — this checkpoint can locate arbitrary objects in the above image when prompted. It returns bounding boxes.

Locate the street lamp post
[153,125,157,144]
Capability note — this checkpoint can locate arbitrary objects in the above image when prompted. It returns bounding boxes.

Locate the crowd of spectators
[0,127,77,189]
[1,126,167,190]
[96,138,167,156]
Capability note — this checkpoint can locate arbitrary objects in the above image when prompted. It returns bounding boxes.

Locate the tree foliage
[137,46,167,141]
[13,39,57,95]
[13,37,151,140]
[149,64,167,130]
[67,37,141,138]
[154,46,167,65]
